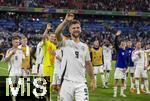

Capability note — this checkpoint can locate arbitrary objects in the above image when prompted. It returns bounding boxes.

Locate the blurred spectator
[0,13,149,54]
[0,0,149,12]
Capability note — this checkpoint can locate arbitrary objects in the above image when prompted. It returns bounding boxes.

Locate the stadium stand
[0,13,149,54]
[0,0,149,11]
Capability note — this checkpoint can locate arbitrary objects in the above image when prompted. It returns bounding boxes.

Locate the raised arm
[114,30,121,51]
[55,13,74,42]
[43,23,52,43]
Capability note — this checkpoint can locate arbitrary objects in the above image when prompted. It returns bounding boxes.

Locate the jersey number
[15,56,18,60]
[75,51,79,58]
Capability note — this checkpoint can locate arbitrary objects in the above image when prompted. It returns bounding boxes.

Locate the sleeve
[57,39,67,47]
[57,39,72,48]
[4,49,11,61]
[85,45,91,61]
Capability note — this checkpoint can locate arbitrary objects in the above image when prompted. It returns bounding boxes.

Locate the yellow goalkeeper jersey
[43,40,56,82]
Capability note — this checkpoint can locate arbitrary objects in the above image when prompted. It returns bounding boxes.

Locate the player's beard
[71,31,81,38]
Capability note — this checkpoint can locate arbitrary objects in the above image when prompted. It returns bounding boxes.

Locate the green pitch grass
[0,61,150,101]
[0,61,8,76]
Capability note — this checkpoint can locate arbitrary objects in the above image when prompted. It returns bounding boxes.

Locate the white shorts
[103,60,111,70]
[93,65,104,74]
[134,68,148,78]
[32,64,43,76]
[9,68,21,84]
[9,67,21,77]
[52,73,60,85]
[129,67,135,74]
[60,79,89,101]
[114,68,126,80]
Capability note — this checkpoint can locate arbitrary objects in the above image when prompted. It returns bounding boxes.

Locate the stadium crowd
[0,0,149,12]
[0,13,150,55]
[0,1,149,100]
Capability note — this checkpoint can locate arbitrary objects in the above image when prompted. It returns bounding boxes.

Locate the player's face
[12,39,20,48]
[127,41,132,48]
[121,41,126,49]
[93,41,99,48]
[21,38,27,46]
[69,23,81,38]
[49,34,56,44]
[136,42,141,49]
[105,41,110,47]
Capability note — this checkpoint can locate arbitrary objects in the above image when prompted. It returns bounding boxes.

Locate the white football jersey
[132,49,147,68]
[60,40,91,83]
[145,49,150,62]
[54,48,63,75]
[53,48,63,84]
[36,41,44,64]
[102,45,112,61]
[5,48,25,74]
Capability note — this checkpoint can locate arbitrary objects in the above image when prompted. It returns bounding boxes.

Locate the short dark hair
[68,20,81,28]
[12,36,19,41]
[48,31,55,36]
[136,40,141,43]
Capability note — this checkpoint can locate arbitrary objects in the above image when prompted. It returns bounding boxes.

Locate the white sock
[144,80,149,92]
[106,72,110,83]
[114,87,117,95]
[124,76,127,89]
[120,87,124,95]
[101,74,105,86]
[135,79,140,93]
[141,84,144,90]
[130,77,134,88]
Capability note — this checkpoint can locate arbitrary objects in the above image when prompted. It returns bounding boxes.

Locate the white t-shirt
[5,48,25,75]
[102,45,112,61]
[132,49,147,69]
[36,41,44,65]
[54,48,63,75]
[60,40,91,83]
[53,48,63,84]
